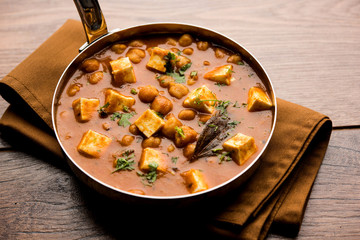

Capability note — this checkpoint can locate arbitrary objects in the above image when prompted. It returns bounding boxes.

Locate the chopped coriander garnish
[175,126,185,138]
[218,151,232,164]
[123,105,130,113]
[248,73,254,77]
[171,157,178,164]
[166,72,186,83]
[190,71,198,78]
[179,62,192,75]
[110,112,122,121]
[237,61,244,65]
[228,68,235,74]
[112,151,135,173]
[228,120,241,127]
[98,102,109,117]
[118,112,136,127]
[137,161,159,185]
[111,111,136,127]
[155,111,164,119]
[233,101,240,108]
[130,88,137,95]
[215,82,227,87]
[215,100,232,116]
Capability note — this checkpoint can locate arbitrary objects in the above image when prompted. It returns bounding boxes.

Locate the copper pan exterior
[51,22,277,207]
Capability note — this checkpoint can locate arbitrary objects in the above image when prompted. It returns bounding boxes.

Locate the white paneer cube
[146,47,169,73]
[182,85,217,114]
[138,148,167,173]
[110,57,136,84]
[180,169,208,193]
[222,133,257,165]
[134,109,165,138]
[203,64,234,85]
[72,98,99,122]
[77,130,112,158]
[247,87,273,112]
[104,89,135,113]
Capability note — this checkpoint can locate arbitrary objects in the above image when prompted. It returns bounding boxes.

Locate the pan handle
[73,0,108,44]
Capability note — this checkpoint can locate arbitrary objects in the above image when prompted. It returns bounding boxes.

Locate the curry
[55,33,274,196]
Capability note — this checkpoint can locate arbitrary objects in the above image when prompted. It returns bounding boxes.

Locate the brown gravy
[55,34,273,196]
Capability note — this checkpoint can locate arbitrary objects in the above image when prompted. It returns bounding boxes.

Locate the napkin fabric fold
[0,19,332,240]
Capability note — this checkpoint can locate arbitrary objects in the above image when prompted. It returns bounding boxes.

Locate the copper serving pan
[51,0,277,207]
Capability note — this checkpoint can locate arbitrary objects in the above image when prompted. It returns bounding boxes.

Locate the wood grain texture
[1,0,360,126]
[0,129,359,239]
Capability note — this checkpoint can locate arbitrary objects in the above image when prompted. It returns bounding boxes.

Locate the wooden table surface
[0,0,359,239]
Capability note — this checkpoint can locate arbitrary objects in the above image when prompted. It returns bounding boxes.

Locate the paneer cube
[139,148,167,173]
[104,89,135,113]
[134,109,165,138]
[72,98,99,122]
[174,125,197,148]
[222,133,257,165]
[183,85,217,114]
[247,87,273,111]
[181,169,208,193]
[203,64,234,85]
[110,57,136,84]
[77,130,112,158]
[146,47,169,73]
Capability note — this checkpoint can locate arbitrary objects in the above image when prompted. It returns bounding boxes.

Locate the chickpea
[120,135,135,146]
[182,48,193,55]
[151,96,173,115]
[138,85,159,103]
[171,48,180,53]
[215,48,226,58]
[129,40,144,47]
[203,61,210,66]
[179,34,193,47]
[67,83,81,96]
[162,114,182,139]
[174,126,198,148]
[142,137,161,148]
[128,189,145,195]
[129,124,140,135]
[126,48,146,64]
[167,144,175,152]
[168,83,189,99]
[157,75,175,88]
[199,114,212,123]
[111,43,127,54]
[183,144,196,159]
[81,59,100,73]
[102,122,110,131]
[88,71,103,84]
[166,38,177,46]
[227,54,243,64]
[197,41,210,51]
[178,109,196,120]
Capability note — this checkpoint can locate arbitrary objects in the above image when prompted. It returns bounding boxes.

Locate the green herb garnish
[130,88,137,95]
[179,62,192,75]
[166,72,186,83]
[171,157,178,164]
[111,111,136,127]
[190,71,198,77]
[137,161,159,185]
[98,102,110,117]
[175,126,185,138]
[112,151,135,173]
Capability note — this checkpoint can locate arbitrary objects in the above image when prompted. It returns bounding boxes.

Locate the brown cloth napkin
[0,19,332,239]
